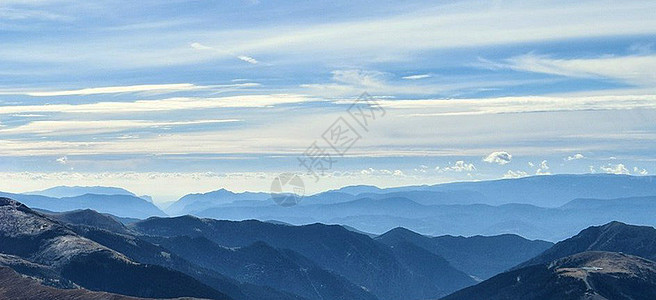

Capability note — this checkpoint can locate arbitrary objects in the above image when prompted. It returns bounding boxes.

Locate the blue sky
[0,0,655,202]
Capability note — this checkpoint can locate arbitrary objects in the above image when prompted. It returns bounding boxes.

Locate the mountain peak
[443,251,656,300]
[517,221,656,268]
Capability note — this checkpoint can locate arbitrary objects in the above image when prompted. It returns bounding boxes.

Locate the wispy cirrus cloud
[0,94,312,115]
[190,42,259,65]
[14,83,204,97]
[402,74,431,80]
[482,54,656,87]
[0,119,240,136]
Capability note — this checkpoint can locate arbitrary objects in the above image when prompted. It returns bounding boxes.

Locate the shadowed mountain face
[130,216,477,300]
[47,209,133,235]
[0,198,230,300]
[40,209,309,300]
[442,251,656,300]
[146,235,377,300]
[518,221,656,268]
[0,191,165,219]
[376,227,553,280]
[0,266,144,300]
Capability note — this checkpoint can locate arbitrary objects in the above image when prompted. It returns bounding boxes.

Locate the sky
[0,0,655,202]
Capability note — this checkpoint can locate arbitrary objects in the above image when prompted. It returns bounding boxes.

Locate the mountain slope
[131,216,476,300]
[376,227,553,280]
[518,221,656,268]
[0,197,230,299]
[148,235,377,300]
[442,251,656,300]
[45,209,307,300]
[0,266,145,300]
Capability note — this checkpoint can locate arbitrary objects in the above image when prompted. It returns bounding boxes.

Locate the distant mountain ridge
[0,191,165,219]
[162,174,656,241]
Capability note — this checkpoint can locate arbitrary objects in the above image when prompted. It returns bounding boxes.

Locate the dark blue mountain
[442,251,656,300]
[376,227,553,280]
[0,198,229,299]
[130,215,476,300]
[517,221,656,268]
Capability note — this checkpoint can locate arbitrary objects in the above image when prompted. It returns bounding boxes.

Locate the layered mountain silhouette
[376,227,553,280]
[4,175,656,242]
[170,174,656,214]
[166,175,656,241]
[130,215,478,299]
[4,194,656,300]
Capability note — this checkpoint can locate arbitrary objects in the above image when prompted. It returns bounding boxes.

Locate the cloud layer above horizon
[0,0,655,200]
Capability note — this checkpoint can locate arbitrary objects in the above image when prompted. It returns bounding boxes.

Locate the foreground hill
[376,227,553,280]
[517,221,656,268]
[0,197,230,299]
[442,251,656,300]
[0,266,145,300]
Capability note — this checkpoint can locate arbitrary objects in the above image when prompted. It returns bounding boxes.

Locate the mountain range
[3,194,656,300]
[163,174,656,241]
[0,197,563,300]
[3,174,655,242]
[0,191,165,219]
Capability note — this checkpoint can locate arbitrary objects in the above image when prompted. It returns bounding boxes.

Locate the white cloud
[360,168,405,177]
[483,151,512,165]
[190,42,259,64]
[500,54,656,86]
[56,156,67,164]
[0,119,240,136]
[19,84,202,97]
[503,170,528,179]
[441,161,476,172]
[378,94,656,116]
[0,94,312,115]
[599,163,631,175]
[402,74,431,80]
[236,55,259,64]
[536,160,551,175]
[566,153,585,161]
[633,167,649,175]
